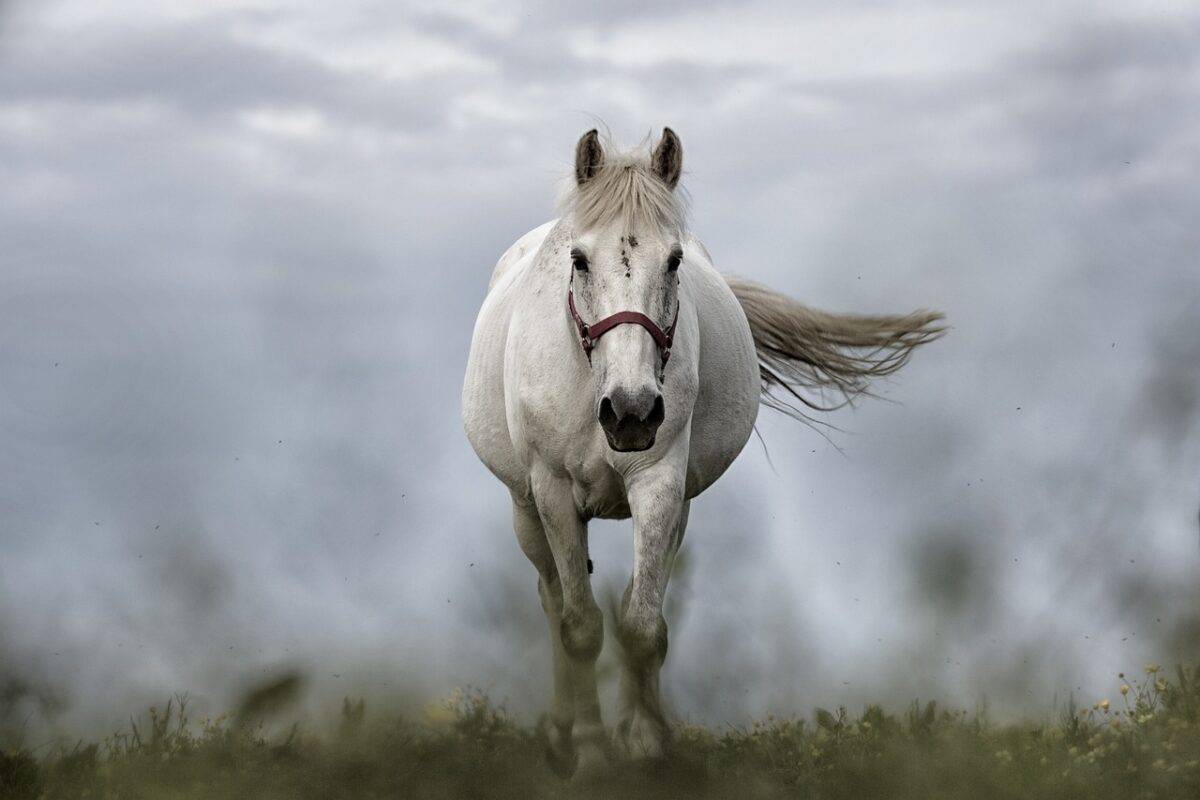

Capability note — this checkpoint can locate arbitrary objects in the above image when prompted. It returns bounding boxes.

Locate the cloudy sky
[1,0,1198,739]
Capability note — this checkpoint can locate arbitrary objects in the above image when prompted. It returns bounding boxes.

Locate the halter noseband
[568,288,678,366]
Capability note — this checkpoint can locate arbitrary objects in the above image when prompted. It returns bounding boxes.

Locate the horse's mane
[558,136,688,234]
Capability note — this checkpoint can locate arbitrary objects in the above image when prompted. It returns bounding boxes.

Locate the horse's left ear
[651,127,683,189]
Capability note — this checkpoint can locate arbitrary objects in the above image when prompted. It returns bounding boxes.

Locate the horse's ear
[651,127,682,189]
[575,129,604,185]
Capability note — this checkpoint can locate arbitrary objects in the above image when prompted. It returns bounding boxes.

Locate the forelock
[558,139,687,236]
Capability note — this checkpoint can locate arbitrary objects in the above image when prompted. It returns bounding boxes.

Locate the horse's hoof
[614,713,668,763]
[571,744,609,783]
[537,714,574,778]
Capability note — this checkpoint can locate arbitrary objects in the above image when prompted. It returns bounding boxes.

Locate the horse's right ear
[651,127,682,189]
[575,129,604,185]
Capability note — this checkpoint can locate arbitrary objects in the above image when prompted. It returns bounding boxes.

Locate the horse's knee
[618,610,668,666]
[560,604,603,662]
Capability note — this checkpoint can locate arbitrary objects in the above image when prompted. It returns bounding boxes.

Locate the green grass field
[4,664,1199,799]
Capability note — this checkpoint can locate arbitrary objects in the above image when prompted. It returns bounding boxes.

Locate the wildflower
[1120,684,1130,695]
[1146,664,1160,675]
[422,693,460,730]
[1155,679,1167,692]
[1100,699,1110,711]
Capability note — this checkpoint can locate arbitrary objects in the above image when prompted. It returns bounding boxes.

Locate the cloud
[0,0,1198,739]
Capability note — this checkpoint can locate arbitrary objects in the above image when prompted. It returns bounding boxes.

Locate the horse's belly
[680,266,761,499]
[685,389,758,499]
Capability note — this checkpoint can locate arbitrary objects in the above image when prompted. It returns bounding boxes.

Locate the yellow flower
[423,702,457,729]
[422,692,463,730]
[1146,664,1161,675]
[1100,699,1110,711]
[1120,684,1130,695]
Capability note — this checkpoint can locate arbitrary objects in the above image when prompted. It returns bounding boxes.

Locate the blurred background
[1,0,1198,742]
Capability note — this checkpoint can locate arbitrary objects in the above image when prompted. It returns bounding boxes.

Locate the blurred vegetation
[3,665,1200,799]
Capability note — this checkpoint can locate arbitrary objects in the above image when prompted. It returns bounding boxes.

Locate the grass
[3,664,1200,799]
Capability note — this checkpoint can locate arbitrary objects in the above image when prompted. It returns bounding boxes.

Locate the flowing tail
[725,276,946,421]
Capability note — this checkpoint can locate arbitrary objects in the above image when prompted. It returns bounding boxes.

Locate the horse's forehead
[578,221,673,253]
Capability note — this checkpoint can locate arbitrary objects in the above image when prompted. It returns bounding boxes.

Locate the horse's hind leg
[615,478,688,762]
[511,494,575,775]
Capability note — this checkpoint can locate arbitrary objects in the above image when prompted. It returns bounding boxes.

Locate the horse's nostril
[598,396,618,426]
[646,395,665,425]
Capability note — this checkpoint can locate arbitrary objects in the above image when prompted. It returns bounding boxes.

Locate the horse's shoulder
[489,219,558,291]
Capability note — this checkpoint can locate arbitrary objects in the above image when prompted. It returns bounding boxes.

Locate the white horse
[462,128,942,777]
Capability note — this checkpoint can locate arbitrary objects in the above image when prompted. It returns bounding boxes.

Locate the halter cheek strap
[568,289,678,366]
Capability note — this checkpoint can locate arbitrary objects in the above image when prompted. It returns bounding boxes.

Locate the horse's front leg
[510,495,575,774]
[615,468,687,761]
[529,464,608,779]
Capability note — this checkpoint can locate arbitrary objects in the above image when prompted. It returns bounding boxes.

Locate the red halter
[568,288,678,366]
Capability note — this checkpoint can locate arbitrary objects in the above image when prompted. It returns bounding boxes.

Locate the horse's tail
[725,276,946,420]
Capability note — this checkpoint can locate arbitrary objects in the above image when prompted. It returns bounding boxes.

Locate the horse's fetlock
[618,611,668,665]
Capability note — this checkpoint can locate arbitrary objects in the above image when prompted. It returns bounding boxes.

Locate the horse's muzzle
[598,389,665,452]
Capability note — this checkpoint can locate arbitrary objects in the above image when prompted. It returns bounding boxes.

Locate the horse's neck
[527,221,570,282]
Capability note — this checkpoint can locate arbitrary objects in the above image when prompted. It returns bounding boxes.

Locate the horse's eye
[571,248,589,272]
[666,248,683,272]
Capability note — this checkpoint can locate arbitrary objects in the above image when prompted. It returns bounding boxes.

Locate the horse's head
[563,128,685,452]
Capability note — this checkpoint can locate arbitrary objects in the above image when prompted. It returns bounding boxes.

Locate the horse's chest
[569,453,631,520]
